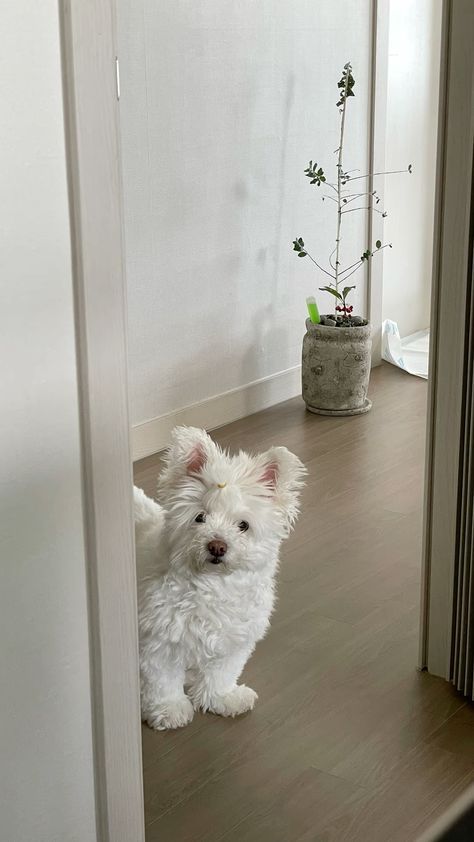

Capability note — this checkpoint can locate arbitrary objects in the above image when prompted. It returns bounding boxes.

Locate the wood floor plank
[215,767,369,842]
[426,704,474,759]
[334,743,474,842]
[134,364,473,842]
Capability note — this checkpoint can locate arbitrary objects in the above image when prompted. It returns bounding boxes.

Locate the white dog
[134,426,305,730]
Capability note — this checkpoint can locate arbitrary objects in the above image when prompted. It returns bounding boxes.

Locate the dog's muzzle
[207,539,227,564]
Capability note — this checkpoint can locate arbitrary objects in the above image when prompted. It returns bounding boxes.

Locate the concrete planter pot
[302,318,372,415]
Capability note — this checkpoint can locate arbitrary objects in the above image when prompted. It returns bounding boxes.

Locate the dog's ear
[171,426,216,473]
[258,447,307,534]
[157,426,217,497]
[259,462,279,488]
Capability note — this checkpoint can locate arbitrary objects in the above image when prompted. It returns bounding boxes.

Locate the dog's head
[157,426,306,575]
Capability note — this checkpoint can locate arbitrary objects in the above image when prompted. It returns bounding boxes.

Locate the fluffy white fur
[134,426,305,730]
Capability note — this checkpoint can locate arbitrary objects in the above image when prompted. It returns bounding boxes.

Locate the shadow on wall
[240,306,291,412]
[273,72,295,295]
[129,66,300,428]
[232,72,297,416]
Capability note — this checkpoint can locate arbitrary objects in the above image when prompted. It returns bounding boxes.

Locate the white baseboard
[131,365,302,461]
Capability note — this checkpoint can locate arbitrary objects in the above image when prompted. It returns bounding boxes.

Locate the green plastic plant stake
[306,296,320,324]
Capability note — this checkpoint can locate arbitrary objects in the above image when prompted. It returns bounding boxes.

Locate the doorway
[59,0,474,840]
[381,0,442,380]
[116,1,460,839]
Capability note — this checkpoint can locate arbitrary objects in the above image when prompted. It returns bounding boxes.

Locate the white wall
[0,4,97,841]
[382,0,442,337]
[118,0,373,456]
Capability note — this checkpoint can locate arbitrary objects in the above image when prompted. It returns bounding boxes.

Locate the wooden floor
[134,364,474,842]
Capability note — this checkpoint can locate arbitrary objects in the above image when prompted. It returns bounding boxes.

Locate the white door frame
[419,0,474,675]
[367,0,389,365]
[59,2,144,840]
[59,0,461,834]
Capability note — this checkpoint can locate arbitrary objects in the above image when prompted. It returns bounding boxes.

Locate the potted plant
[293,62,411,415]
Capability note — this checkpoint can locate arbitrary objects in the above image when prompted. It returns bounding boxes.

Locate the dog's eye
[238,520,249,532]
[194,512,206,524]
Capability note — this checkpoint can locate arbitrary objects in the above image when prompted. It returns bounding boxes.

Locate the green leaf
[375,239,382,249]
[342,286,356,299]
[298,251,307,257]
[319,286,343,301]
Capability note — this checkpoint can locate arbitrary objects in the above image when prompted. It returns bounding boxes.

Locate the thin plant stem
[342,190,376,197]
[345,167,410,183]
[303,249,336,281]
[338,257,363,276]
[341,206,386,215]
[336,261,364,283]
[342,191,377,206]
[339,243,392,283]
[334,71,351,309]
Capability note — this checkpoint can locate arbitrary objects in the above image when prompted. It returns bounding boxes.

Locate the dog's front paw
[143,696,194,731]
[207,685,258,718]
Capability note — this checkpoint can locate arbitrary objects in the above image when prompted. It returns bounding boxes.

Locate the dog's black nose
[208,539,227,560]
